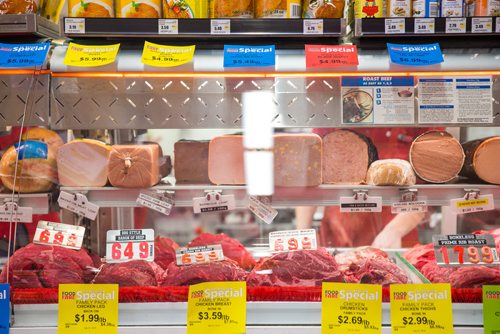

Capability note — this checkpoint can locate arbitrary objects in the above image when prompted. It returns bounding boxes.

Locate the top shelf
[0,14,59,39]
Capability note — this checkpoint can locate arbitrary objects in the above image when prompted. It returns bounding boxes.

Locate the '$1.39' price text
[75,314,105,323]
[198,311,229,322]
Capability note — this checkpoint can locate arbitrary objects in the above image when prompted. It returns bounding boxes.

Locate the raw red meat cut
[246,248,343,287]
[161,259,247,286]
[450,266,500,288]
[0,243,95,288]
[420,262,455,283]
[93,260,164,286]
[188,233,256,270]
[403,244,435,271]
[154,236,179,270]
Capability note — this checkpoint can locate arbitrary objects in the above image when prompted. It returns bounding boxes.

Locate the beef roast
[161,259,247,286]
[154,236,179,270]
[420,262,455,283]
[188,233,256,270]
[93,260,164,286]
[450,266,500,288]
[246,248,343,287]
[403,244,435,271]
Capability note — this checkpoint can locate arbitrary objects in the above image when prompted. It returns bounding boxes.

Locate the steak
[246,248,343,287]
[154,236,179,270]
[188,233,256,270]
[93,260,164,287]
[450,266,500,288]
[0,243,95,288]
[161,259,247,286]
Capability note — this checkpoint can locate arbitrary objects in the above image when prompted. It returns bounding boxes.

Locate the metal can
[255,0,302,18]
[116,0,161,17]
[68,0,114,17]
[163,0,208,18]
[209,0,254,18]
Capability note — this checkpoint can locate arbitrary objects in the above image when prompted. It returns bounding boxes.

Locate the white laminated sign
[137,191,174,216]
[193,191,235,214]
[269,229,317,252]
[58,191,99,220]
[33,221,85,250]
[248,196,278,224]
[106,229,154,263]
[176,244,224,266]
[0,202,32,223]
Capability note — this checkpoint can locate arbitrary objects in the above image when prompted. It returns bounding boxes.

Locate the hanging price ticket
[433,234,499,267]
[33,221,85,250]
[106,229,154,263]
[64,43,120,67]
[269,229,317,252]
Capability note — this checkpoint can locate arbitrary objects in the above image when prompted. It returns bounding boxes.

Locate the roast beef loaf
[409,131,465,183]
[246,248,343,287]
[174,140,210,184]
[57,139,111,187]
[274,134,322,187]
[154,236,180,270]
[460,136,500,184]
[93,260,164,286]
[187,233,256,270]
[322,130,378,184]
[161,259,247,286]
[366,159,416,186]
[208,136,245,185]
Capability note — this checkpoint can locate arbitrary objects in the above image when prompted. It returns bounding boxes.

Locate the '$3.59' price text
[198,311,229,322]
[75,314,105,323]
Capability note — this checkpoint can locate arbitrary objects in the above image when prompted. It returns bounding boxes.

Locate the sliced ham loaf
[409,131,465,183]
[174,140,210,184]
[460,136,500,185]
[366,159,416,186]
[208,135,245,185]
[57,139,111,187]
[274,134,322,187]
[322,130,378,184]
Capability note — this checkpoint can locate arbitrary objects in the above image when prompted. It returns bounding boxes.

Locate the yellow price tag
[58,284,118,334]
[456,198,488,208]
[187,281,246,334]
[64,43,120,67]
[322,282,382,334]
[390,284,453,334]
[142,41,195,67]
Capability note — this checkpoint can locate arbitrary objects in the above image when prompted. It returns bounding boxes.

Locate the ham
[460,136,500,185]
[366,159,416,186]
[57,139,111,187]
[208,136,245,185]
[409,131,465,183]
[174,140,210,184]
[322,130,378,184]
[274,134,322,187]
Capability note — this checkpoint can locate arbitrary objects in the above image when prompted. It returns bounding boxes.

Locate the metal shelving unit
[0,14,59,38]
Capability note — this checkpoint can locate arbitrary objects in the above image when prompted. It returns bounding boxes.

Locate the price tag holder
[58,284,118,334]
[414,18,435,34]
[0,42,50,68]
[58,191,99,220]
[385,18,405,34]
[269,229,317,252]
[390,284,453,334]
[432,234,499,267]
[472,17,492,33]
[187,282,246,334]
[63,42,120,67]
[158,18,178,34]
[0,202,32,223]
[106,229,154,263]
[303,19,324,35]
[33,221,85,250]
[176,244,224,266]
[445,17,466,33]
[193,191,235,214]
[483,285,500,334]
[340,192,382,213]
[496,17,500,33]
[450,193,494,214]
[392,200,428,214]
[248,196,278,224]
[65,18,85,34]
[142,42,195,67]
[0,284,9,334]
[322,283,382,334]
[211,19,230,35]
[137,191,174,216]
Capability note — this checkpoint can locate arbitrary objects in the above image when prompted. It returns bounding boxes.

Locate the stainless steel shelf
[0,14,59,38]
[60,184,500,208]
[0,193,51,214]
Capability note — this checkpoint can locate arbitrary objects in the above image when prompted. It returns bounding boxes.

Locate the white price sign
[269,229,317,252]
[303,19,324,35]
[158,19,178,34]
[414,18,435,34]
[211,19,230,35]
[0,202,32,223]
[65,18,85,34]
[472,17,492,33]
[496,17,500,33]
[136,191,174,216]
[385,18,405,34]
[192,192,235,214]
[58,191,99,220]
[450,194,495,214]
[392,200,428,214]
[33,221,85,250]
[175,244,224,266]
[248,196,278,224]
[445,18,466,33]
[340,195,382,213]
[106,229,154,263]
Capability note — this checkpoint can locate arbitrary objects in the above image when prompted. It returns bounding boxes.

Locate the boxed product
[474,0,499,15]
[209,0,253,18]
[68,0,114,17]
[302,0,345,18]
[163,0,208,18]
[412,0,439,16]
[388,0,412,16]
[354,0,385,18]
[255,0,301,18]
[116,0,161,17]
[440,0,464,16]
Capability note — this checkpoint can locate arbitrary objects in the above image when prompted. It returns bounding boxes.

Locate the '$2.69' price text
[338,315,368,325]
[111,241,149,260]
[75,314,105,323]
[198,311,229,322]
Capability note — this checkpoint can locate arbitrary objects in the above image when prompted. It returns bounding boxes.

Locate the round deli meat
[460,136,500,185]
[409,131,465,183]
[323,130,378,184]
[366,159,416,186]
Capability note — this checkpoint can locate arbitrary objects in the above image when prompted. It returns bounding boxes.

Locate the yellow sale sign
[64,43,120,67]
[142,42,195,67]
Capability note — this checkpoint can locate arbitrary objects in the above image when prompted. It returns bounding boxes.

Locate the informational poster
[341,76,415,125]
[418,77,493,124]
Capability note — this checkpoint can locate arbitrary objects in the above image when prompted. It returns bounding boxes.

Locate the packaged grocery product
[21,127,64,151]
[116,0,161,17]
[388,0,412,16]
[460,136,500,185]
[163,0,208,18]
[209,0,254,18]
[413,0,438,16]
[174,140,210,184]
[255,0,301,18]
[40,0,65,22]
[474,0,499,16]
[69,0,114,17]
[366,159,416,186]
[354,0,385,18]
[440,0,464,16]
[302,0,345,18]
[0,0,38,14]
[465,0,475,15]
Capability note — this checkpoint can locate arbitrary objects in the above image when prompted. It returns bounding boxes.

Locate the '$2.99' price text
[198,311,229,322]
[402,316,433,326]
[111,241,149,260]
[75,314,105,323]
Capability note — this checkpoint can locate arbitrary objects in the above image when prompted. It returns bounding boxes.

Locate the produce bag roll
[366,159,416,186]
[460,136,500,185]
[174,140,210,184]
[322,129,378,184]
[208,135,245,185]
[409,130,465,183]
